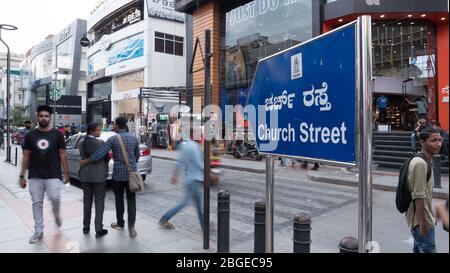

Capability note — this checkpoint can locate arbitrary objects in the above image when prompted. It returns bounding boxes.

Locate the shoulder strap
[415,153,432,182]
[116,135,132,172]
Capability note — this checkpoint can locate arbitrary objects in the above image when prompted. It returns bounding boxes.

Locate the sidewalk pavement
[151,149,449,199]
[0,147,213,253]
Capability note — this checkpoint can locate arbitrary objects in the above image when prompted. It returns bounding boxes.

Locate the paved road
[1,145,448,253]
[138,158,449,253]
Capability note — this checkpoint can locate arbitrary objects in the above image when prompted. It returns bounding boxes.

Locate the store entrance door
[374,95,416,131]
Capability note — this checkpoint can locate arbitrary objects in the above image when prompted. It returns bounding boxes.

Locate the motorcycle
[232,139,263,161]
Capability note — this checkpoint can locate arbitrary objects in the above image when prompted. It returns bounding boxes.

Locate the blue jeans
[411,226,436,253]
[162,181,204,228]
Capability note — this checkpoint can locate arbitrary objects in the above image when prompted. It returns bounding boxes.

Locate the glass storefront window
[223,0,313,100]
[91,81,111,98]
[56,37,74,95]
[117,70,144,92]
[88,50,107,76]
[31,51,53,81]
[90,103,104,123]
[90,0,144,45]
[372,20,438,126]
[36,85,47,106]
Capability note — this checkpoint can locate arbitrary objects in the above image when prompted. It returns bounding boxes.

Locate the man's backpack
[396,153,432,213]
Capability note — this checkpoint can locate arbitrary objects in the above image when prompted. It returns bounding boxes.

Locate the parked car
[65,132,152,183]
[11,127,25,145]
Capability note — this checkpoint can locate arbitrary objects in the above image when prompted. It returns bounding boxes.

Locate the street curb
[152,155,266,174]
[307,174,448,200]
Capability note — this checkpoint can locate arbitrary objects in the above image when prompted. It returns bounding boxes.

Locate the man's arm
[19,150,31,188]
[435,202,449,232]
[59,149,69,182]
[80,138,112,166]
[171,144,186,185]
[405,97,414,105]
[414,123,422,132]
[414,198,428,235]
[410,161,429,236]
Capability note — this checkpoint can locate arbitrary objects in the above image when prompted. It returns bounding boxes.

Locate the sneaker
[29,232,44,244]
[111,223,124,230]
[159,219,175,229]
[129,227,137,238]
[83,227,90,234]
[95,229,108,238]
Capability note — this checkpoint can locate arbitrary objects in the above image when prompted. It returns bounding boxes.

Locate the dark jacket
[78,135,109,183]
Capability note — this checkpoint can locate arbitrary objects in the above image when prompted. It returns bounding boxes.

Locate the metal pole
[356,15,373,253]
[1,39,12,163]
[0,25,17,163]
[139,88,142,126]
[53,94,56,128]
[203,29,212,250]
[265,155,274,253]
[433,154,442,188]
[53,52,58,129]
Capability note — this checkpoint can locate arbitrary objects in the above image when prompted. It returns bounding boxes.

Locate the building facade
[86,0,187,128]
[20,19,87,125]
[1,52,24,126]
[176,0,449,131]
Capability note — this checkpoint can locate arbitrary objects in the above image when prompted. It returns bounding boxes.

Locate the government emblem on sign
[291,53,302,80]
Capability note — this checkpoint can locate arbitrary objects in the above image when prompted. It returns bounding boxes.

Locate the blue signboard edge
[246,20,359,167]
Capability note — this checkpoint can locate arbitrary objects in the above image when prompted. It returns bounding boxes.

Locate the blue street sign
[247,24,357,164]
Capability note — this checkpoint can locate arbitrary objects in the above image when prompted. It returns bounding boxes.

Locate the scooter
[232,139,263,161]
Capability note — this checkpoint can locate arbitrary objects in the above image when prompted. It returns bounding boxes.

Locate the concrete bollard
[254,199,266,253]
[293,213,311,253]
[339,237,358,253]
[217,190,230,253]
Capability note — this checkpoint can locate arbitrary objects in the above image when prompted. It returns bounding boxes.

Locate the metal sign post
[247,15,373,253]
[203,29,212,250]
[356,15,373,253]
[265,155,274,253]
[49,88,62,128]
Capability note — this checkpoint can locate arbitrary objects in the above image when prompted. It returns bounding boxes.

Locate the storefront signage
[112,8,143,31]
[58,26,72,43]
[111,89,140,102]
[50,95,82,115]
[247,24,357,164]
[147,0,185,23]
[228,0,299,26]
[88,96,109,103]
[100,35,112,51]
